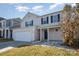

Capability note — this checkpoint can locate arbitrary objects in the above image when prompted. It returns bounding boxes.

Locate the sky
[0,3,75,19]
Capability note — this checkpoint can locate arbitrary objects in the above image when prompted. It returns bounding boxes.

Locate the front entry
[0,30,2,38]
[44,29,48,40]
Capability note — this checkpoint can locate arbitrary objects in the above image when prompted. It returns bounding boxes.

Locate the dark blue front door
[0,30,2,38]
[44,29,48,40]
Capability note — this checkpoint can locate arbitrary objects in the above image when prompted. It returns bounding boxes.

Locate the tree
[61,4,72,44]
[61,4,79,48]
[76,3,79,8]
[76,3,79,13]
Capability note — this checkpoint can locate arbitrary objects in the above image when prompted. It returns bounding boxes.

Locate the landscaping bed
[0,45,79,56]
[0,38,13,42]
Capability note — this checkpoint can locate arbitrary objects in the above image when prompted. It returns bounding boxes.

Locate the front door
[10,30,13,38]
[44,29,48,40]
[0,30,2,38]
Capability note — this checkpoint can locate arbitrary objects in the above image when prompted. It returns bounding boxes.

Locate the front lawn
[0,45,79,56]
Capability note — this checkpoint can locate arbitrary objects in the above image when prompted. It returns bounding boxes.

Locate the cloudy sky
[0,3,75,19]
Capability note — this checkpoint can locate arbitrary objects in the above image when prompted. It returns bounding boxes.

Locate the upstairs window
[51,16,53,23]
[0,23,2,28]
[30,20,33,26]
[41,17,49,24]
[6,20,11,27]
[25,22,28,26]
[58,14,60,22]
[46,17,49,24]
[41,18,43,24]
[25,20,33,27]
[53,15,58,23]
[51,14,60,23]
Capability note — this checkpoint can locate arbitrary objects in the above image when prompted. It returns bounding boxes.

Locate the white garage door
[13,31,34,42]
[49,29,63,40]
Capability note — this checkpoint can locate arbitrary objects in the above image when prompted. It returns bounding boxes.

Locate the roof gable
[23,12,40,19]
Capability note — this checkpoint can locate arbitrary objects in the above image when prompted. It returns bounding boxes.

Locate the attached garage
[13,28,35,42]
[49,28,63,41]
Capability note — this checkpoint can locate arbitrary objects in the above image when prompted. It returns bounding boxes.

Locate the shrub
[70,39,79,48]
[61,4,79,48]
[0,38,13,42]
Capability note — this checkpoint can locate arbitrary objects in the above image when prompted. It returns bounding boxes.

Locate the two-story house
[13,11,63,42]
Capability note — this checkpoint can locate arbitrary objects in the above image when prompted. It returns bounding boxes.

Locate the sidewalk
[0,47,14,53]
[0,41,28,53]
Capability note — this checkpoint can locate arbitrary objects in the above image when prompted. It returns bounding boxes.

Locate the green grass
[0,45,79,56]
[0,38,13,42]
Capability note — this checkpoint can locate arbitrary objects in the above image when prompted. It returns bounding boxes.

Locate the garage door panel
[49,29,63,40]
[13,31,34,42]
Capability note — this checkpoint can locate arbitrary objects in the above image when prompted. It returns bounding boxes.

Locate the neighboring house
[0,11,63,42]
[0,18,21,39]
[13,11,63,42]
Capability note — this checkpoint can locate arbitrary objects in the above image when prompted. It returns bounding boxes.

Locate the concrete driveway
[0,41,28,49]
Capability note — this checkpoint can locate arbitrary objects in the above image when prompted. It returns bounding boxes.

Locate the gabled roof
[0,17,6,21]
[23,12,40,19]
[23,10,62,19]
[41,10,62,16]
[8,18,21,20]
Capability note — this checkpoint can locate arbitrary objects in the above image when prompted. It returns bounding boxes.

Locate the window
[51,16,53,23]
[53,15,58,23]
[3,22,5,27]
[58,14,60,22]
[25,22,28,26]
[30,20,33,26]
[46,17,49,24]
[6,20,11,27]
[0,23,2,28]
[41,17,49,24]
[52,14,60,23]
[41,18,43,24]
[25,20,33,27]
